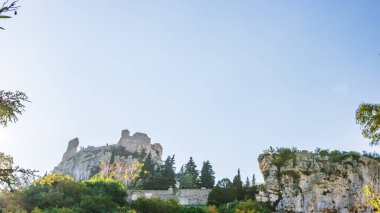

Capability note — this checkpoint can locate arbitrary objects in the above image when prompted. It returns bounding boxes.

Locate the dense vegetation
[139,155,216,190]
[356,103,380,146]
[263,146,380,165]
[0,172,269,213]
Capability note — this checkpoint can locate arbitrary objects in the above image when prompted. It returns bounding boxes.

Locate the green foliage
[178,157,199,189]
[9,173,128,212]
[161,155,177,189]
[0,90,30,127]
[267,147,380,165]
[140,153,156,189]
[264,147,298,168]
[208,178,236,206]
[180,206,207,213]
[200,161,215,189]
[131,197,182,213]
[83,175,127,206]
[217,200,270,213]
[234,199,271,213]
[356,103,380,145]
[315,149,368,163]
[243,176,256,201]
[0,1,20,30]
[233,169,244,201]
[362,151,380,161]
[79,195,117,213]
[138,155,177,190]
[178,173,195,189]
[22,174,88,210]
[31,207,76,213]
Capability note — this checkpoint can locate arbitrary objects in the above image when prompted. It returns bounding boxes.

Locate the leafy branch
[0,0,20,30]
[0,90,30,127]
[0,152,38,192]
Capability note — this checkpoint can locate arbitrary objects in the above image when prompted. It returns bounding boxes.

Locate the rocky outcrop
[53,130,162,180]
[258,150,380,213]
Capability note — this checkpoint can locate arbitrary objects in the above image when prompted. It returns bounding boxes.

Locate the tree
[356,103,380,145]
[0,151,37,192]
[140,153,156,189]
[177,157,199,189]
[184,157,199,180]
[0,1,20,30]
[161,155,176,189]
[199,160,215,189]
[233,169,244,201]
[243,175,256,201]
[0,90,30,127]
[207,178,236,206]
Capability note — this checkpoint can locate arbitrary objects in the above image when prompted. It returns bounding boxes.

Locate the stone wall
[131,189,212,205]
[258,151,380,213]
[53,129,162,180]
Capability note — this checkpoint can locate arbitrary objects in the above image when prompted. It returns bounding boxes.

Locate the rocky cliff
[258,149,380,213]
[53,130,163,180]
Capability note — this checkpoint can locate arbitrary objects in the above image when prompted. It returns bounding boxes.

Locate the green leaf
[0,15,12,18]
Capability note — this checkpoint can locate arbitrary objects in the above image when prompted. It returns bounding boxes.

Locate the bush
[83,174,127,206]
[180,206,207,213]
[204,205,218,213]
[6,173,128,212]
[132,197,182,213]
[22,175,88,210]
[234,199,271,213]
[208,186,236,206]
[79,195,118,213]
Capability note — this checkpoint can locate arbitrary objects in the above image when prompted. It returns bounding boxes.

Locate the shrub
[132,197,182,213]
[83,174,127,206]
[22,175,88,210]
[208,186,236,206]
[180,206,207,213]
[7,173,128,212]
[234,199,271,213]
[78,195,117,213]
[204,205,218,213]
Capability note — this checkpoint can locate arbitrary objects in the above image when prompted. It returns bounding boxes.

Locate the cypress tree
[161,155,176,189]
[178,157,199,189]
[200,160,215,189]
[140,152,155,189]
[233,169,244,201]
[185,157,199,178]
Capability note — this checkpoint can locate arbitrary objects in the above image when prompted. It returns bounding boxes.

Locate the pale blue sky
[1,0,380,182]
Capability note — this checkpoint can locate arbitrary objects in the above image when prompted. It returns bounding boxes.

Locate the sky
[1,0,380,183]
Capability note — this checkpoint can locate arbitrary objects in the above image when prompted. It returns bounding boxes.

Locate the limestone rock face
[258,151,380,212]
[53,130,162,180]
[118,130,162,163]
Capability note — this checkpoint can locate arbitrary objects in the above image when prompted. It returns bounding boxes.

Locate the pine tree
[233,169,244,201]
[246,174,257,200]
[140,152,155,189]
[200,160,215,189]
[245,177,250,187]
[178,157,199,189]
[185,157,199,178]
[109,146,115,165]
[161,155,176,189]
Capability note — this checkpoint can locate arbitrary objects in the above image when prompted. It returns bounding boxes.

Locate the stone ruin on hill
[53,129,211,205]
[53,129,163,180]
